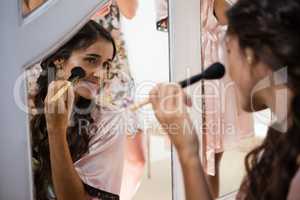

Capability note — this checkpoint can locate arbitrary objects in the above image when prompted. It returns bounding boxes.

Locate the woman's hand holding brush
[149,83,197,154]
[49,67,86,103]
[129,62,225,112]
[44,80,75,136]
[45,66,86,135]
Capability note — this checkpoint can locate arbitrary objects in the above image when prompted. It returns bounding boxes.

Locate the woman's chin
[242,104,253,113]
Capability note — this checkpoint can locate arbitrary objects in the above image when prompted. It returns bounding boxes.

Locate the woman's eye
[85,57,98,64]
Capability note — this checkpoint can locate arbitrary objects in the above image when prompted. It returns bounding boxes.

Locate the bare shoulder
[288,168,300,200]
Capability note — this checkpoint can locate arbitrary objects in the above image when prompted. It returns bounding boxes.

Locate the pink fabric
[74,79,141,196]
[76,2,144,196]
[155,0,168,22]
[74,106,127,195]
[200,0,254,175]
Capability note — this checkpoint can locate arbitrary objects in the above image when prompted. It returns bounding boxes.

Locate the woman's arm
[45,81,88,200]
[149,83,213,200]
[177,130,213,200]
[214,0,230,25]
[116,0,138,19]
[47,131,88,200]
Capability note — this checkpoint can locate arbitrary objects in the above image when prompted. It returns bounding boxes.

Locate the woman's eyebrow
[85,53,102,58]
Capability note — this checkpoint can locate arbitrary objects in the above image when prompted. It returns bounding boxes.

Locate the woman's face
[225,35,267,112]
[61,39,114,100]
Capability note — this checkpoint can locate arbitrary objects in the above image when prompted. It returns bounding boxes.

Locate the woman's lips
[76,80,100,96]
[83,78,100,85]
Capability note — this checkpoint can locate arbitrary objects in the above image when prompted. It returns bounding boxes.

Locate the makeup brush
[49,66,86,103]
[129,62,225,111]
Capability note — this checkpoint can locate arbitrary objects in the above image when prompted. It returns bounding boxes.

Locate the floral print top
[92,0,143,134]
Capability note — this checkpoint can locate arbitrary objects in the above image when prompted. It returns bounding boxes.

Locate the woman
[149,0,300,199]
[30,20,127,200]
[153,0,254,197]
[200,0,255,197]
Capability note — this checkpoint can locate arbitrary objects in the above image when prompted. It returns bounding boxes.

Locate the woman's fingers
[165,83,179,111]
[150,83,191,115]
[44,80,74,133]
[149,83,199,152]
[149,83,187,124]
[66,84,75,121]
[45,80,73,115]
[149,84,160,108]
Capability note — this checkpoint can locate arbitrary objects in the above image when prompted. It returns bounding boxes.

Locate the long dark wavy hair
[30,20,116,200]
[227,0,300,199]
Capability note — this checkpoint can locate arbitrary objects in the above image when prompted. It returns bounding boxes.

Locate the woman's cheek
[63,63,76,80]
[228,57,239,83]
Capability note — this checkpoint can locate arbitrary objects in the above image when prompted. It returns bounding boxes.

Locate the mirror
[162,0,271,199]
[1,0,275,199]
[24,0,172,199]
[122,0,172,199]
[199,0,270,198]
[199,0,254,198]
[22,0,47,16]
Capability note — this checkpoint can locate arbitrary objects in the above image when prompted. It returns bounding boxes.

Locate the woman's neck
[259,85,294,132]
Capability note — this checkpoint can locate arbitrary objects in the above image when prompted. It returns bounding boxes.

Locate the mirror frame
[168,0,202,199]
[169,0,239,198]
[0,0,109,199]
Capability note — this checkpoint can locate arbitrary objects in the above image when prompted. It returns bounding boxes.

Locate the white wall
[121,0,171,161]
[122,0,170,96]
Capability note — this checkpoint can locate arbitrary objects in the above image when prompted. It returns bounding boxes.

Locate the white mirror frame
[169,1,239,199]
[0,0,109,199]
[169,0,202,199]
